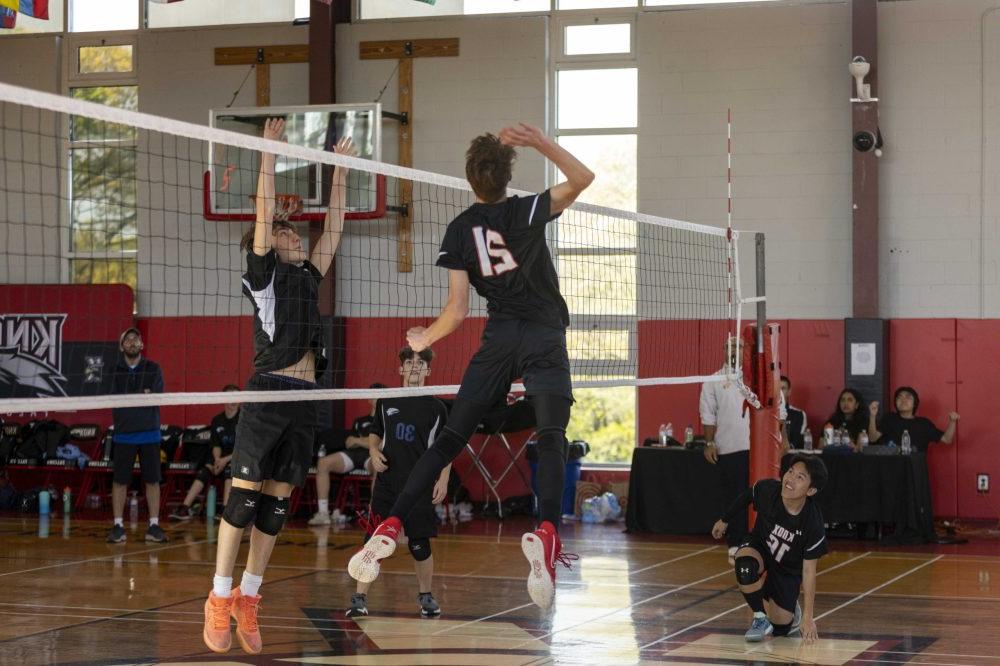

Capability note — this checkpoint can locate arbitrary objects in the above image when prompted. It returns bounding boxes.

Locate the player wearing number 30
[349,123,595,610]
[712,454,829,645]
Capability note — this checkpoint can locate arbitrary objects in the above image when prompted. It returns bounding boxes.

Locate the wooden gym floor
[1,513,999,665]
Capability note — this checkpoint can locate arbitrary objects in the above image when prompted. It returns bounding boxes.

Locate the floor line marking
[0,539,210,578]
[630,544,719,575]
[813,554,944,622]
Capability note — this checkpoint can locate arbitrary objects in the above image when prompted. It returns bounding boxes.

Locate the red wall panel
[956,320,1000,520]
[889,319,958,517]
[784,319,844,437]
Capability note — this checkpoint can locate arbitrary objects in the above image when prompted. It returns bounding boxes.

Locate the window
[553,16,638,464]
[146,0,297,29]
[66,39,138,294]
[360,0,550,20]
[559,0,636,9]
[70,0,138,32]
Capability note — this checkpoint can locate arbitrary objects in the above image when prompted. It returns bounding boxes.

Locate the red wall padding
[955,320,1000,520]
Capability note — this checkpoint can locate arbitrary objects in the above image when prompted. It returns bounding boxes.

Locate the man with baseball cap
[107,327,168,544]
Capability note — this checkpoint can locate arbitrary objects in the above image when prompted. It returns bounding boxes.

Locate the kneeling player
[347,345,451,619]
[712,454,827,644]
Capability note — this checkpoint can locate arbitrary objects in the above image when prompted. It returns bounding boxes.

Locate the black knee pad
[408,537,432,562]
[222,487,260,528]
[735,556,761,586]
[253,494,289,536]
[195,465,213,485]
[772,622,792,637]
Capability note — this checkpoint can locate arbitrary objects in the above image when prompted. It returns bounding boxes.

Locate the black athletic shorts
[371,482,437,541]
[112,442,161,485]
[230,373,317,487]
[458,318,573,405]
[739,534,801,614]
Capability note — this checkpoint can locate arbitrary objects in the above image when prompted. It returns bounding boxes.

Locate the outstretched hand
[262,117,286,142]
[406,326,431,352]
[869,401,879,417]
[499,122,546,148]
[334,135,358,158]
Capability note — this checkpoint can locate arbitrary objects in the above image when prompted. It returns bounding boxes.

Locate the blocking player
[347,346,450,619]
[349,123,594,610]
[712,454,828,643]
[202,118,356,655]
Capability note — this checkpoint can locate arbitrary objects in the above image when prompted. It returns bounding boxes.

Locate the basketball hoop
[248,194,303,222]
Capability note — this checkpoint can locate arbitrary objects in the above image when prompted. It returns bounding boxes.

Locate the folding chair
[464,399,536,519]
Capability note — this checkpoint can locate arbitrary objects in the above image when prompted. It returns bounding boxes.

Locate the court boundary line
[0,538,210,578]
[813,554,944,622]
[638,550,872,650]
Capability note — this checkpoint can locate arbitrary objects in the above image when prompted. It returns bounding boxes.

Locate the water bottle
[206,484,217,521]
[38,490,50,515]
[63,487,71,515]
[317,443,327,459]
[684,425,695,445]
[823,424,834,447]
[803,430,814,451]
[129,492,139,524]
[858,431,869,449]
[658,423,669,446]
[901,430,912,455]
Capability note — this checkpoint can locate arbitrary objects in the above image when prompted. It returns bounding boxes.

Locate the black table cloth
[626,447,936,543]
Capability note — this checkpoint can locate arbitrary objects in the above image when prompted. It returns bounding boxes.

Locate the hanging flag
[0,0,47,20]
[0,6,15,28]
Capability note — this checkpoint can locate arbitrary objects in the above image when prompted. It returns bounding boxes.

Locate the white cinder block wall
[1,1,999,319]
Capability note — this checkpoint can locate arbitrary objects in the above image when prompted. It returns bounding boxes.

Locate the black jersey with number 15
[437,190,569,330]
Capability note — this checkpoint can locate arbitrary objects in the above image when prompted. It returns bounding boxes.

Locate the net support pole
[746,233,783,525]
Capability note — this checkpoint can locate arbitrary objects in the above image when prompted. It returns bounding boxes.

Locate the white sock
[318,499,329,514]
[240,572,263,597]
[114,517,124,527]
[213,575,233,598]
[149,517,159,526]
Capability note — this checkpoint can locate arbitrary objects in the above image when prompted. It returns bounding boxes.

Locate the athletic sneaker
[231,588,263,654]
[418,592,441,618]
[521,520,578,610]
[308,510,331,526]
[169,505,194,521]
[346,593,368,618]
[347,517,400,583]
[106,524,126,544]
[745,613,773,642]
[145,524,169,543]
[790,602,802,632]
[203,591,234,653]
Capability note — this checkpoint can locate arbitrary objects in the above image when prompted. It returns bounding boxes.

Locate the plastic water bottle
[684,425,695,445]
[658,423,669,446]
[803,430,814,451]
[38,490,50,515]
[858,431,869,449]
[206,484,217,521]
[823,424,834,447]
[63,487,71,515]
[317,443,327,459]
[129,492,139,524]
[901,430,912,455]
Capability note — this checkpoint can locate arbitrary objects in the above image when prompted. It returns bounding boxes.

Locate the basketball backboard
[204,103,384,221]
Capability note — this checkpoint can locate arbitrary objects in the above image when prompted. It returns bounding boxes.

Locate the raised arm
[406,269,470,352]
[499,123,594,215]
[940,411,960,444]
[867,401,881,442]
[253,118,285,257]
[311,136,357,276]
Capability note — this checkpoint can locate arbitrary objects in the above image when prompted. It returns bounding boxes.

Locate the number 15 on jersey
[472,226,518,277]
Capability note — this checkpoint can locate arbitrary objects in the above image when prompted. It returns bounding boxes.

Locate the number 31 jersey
[370,396,449,494]
[751,479,828,575]
[437,190,569,330]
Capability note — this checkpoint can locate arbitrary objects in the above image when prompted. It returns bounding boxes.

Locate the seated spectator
[307,382,385,526]
[170,385,240,521]
[868,386,959,451]
[780,375,808,450]
[820,388,867,450]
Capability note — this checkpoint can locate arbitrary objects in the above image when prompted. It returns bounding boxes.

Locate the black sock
[742,589,765,613]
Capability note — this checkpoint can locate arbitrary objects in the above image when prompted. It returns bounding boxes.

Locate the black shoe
[346,593,368,618]
[106,524,126,544]
[418,592,441,617]
[169,505,193,521]
[145,523,169,543]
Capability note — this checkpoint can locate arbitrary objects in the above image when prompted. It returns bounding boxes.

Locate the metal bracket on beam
[387,204,409,217]
[381,110,409,125]
[404,41,413,56]
[256,48,265,63]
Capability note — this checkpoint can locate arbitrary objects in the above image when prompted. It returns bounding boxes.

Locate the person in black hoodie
[107,327,167,544]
